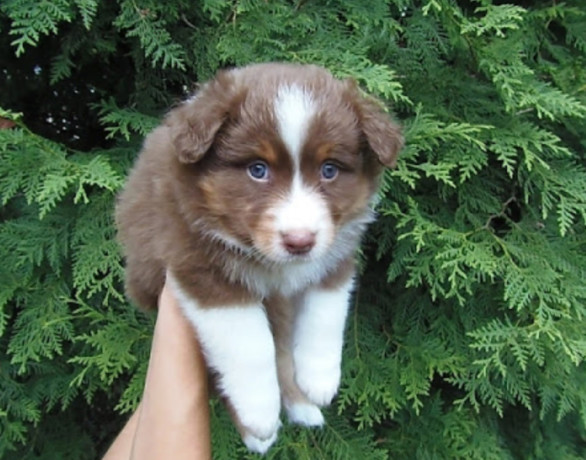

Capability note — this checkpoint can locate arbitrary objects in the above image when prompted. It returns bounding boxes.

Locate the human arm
[103,281,211,460]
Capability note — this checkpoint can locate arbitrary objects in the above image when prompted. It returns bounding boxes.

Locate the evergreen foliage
[1,0,585,458]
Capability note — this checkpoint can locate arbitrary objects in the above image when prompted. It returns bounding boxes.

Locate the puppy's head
[166,63,402,263]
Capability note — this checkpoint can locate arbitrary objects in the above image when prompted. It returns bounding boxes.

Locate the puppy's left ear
[352,86,403,168]
[167,71,244,163]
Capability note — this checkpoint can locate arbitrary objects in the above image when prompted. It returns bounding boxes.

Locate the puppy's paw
[294,358,341,406]
[235,394,282,441]
[285,401,324,427]
[243,424,280,455]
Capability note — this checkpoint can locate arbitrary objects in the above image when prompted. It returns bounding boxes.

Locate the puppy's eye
[320,162,339,180]
[247,161,270,181]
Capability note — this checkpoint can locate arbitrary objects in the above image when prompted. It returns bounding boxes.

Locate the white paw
[232,389,282,440]
[243,424,280,454]
[285,401,324,427]
[294,356,341,406]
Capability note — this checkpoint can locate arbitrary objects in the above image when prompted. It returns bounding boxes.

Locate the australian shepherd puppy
[115,62,402,453]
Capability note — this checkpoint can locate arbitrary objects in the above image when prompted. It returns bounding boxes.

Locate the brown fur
[115,62,402,310]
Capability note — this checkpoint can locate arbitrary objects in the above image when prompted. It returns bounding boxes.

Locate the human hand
[103,279,211,460]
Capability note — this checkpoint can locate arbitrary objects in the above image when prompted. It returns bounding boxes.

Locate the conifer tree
[1,1,585,458]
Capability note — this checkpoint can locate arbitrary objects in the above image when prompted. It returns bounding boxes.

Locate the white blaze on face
[272,176,333,258]
[274,84,316,163]
[270,85,334,259]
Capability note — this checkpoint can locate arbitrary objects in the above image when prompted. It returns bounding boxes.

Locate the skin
[102,281,211,460]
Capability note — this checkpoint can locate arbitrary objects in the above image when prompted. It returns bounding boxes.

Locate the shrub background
[1,1,585,458]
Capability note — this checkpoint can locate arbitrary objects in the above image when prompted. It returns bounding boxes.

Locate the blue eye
[320,162,339,180]
[248,161,269,181]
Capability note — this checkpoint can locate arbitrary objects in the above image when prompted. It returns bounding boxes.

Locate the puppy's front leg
[293,277,354,407]
[169,277,281,454]
[265,294,325,427]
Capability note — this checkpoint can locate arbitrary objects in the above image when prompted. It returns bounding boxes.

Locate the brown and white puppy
[115,62,402,453]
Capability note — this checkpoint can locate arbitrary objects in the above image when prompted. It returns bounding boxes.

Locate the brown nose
[281,230,316,255]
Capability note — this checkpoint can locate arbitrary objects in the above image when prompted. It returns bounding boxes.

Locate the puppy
[115,62,402,453]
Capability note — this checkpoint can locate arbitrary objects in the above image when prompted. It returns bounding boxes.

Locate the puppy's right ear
[168,71,243,163]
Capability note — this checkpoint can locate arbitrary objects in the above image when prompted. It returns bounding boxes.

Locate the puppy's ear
[168,71,244,163]
[349,82,403,168]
